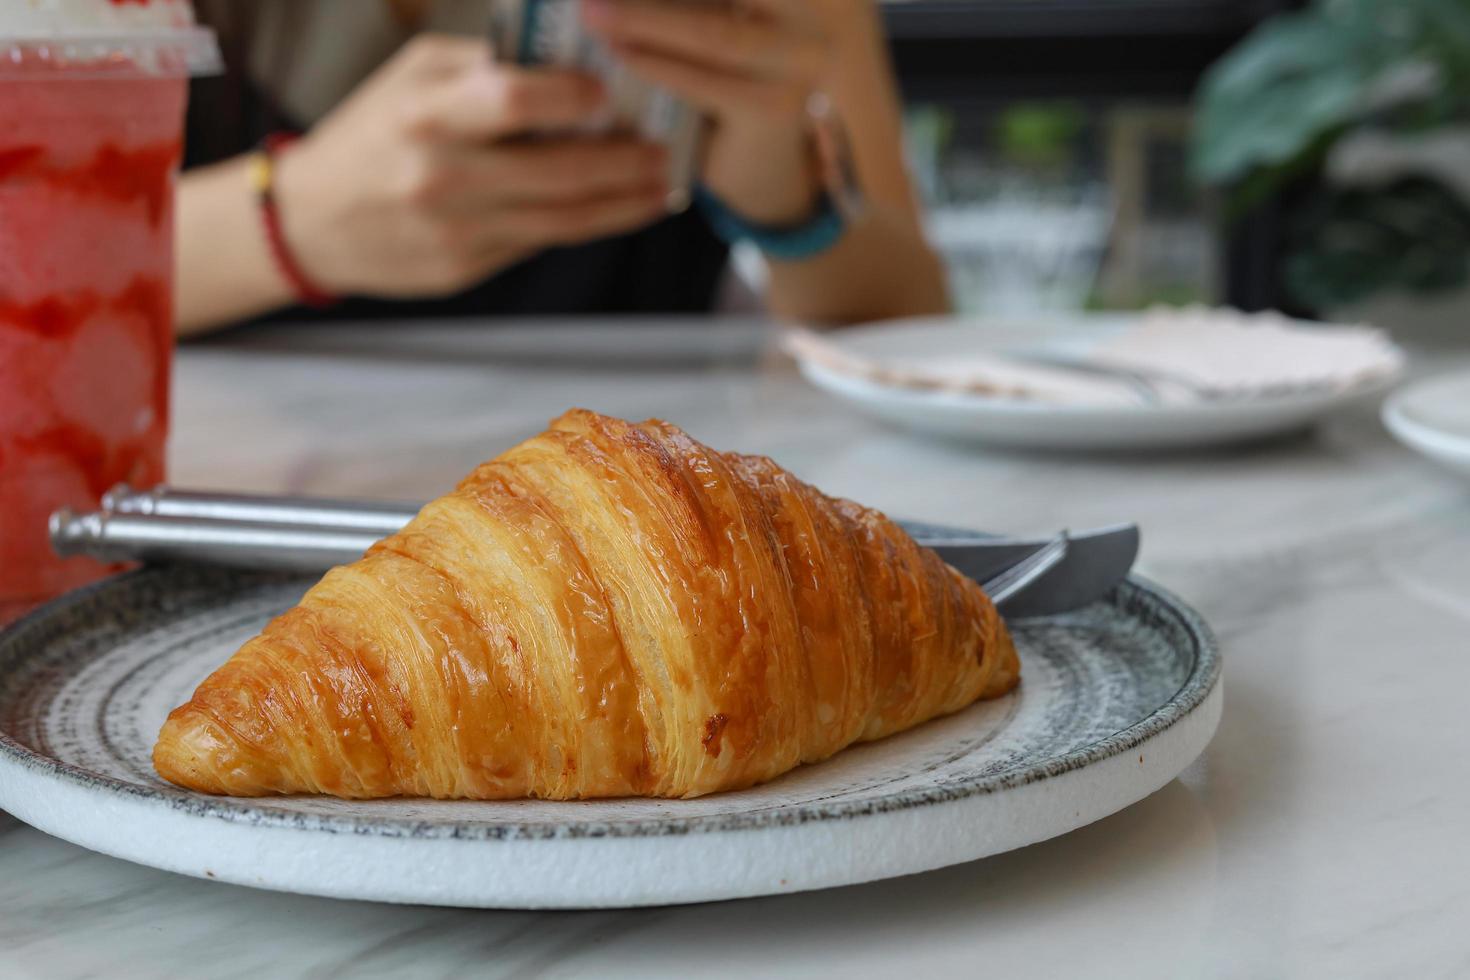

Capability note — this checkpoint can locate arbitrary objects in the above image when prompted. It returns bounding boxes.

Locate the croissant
[154,410,1018,800]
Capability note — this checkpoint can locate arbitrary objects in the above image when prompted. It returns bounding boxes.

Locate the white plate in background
[792,315,1403,451]
[1382,372,1470,478]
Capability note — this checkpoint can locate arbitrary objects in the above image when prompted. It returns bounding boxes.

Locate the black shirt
[184,71,729,323]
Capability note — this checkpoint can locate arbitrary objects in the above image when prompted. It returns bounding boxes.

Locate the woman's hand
[580,0,948,323]
[274,34,674,297]
[582,0,856,226]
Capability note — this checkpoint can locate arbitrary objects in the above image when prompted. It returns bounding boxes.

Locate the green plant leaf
[1190,0,1453,185]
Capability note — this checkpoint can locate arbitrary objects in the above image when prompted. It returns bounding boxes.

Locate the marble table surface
[4,317,1469,979]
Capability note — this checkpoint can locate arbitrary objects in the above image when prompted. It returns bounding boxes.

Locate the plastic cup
[0,12,220,622]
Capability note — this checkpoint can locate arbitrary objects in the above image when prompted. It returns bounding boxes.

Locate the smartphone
[488,0,706,212]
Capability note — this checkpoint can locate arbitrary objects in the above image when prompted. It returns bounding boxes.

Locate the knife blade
[918,523,1140,618]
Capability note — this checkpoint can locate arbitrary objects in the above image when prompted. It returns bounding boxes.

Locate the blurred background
[881,0,1470,336]
[177,0,1470,336]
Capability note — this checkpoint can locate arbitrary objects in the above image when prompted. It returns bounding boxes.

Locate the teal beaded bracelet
[694,184,846,261]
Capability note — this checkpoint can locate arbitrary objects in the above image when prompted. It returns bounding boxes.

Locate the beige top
[202,0,493,125]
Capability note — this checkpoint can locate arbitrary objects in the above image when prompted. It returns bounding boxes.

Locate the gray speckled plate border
[0,550,1221,908]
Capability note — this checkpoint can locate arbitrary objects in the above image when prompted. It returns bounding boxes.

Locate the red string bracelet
[249,132,339,309]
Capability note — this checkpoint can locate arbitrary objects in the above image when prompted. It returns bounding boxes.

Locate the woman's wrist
[174,158,303,336]
[264,137,346,303]
[695,183,845,262]
[701,117,822,226]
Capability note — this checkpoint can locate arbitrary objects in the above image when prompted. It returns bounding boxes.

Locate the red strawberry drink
[0,0,218,621]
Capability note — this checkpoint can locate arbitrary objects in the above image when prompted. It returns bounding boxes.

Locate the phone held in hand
[489,0,706,212]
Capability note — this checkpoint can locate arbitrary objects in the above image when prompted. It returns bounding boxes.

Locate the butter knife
[58,486,1141,616]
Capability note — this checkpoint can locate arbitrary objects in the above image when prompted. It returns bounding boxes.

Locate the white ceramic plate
[0,561,1219,910]
[794,316,1401,451]
[1382,371,1470,478]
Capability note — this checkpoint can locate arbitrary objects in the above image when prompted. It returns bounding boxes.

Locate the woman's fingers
[389,34,499,82]
[581,0,827,83]
[437,138,669,208]
[611,44,806,120]
[408,64,607,141]
[400,178,665,291]
[499,184,672,247]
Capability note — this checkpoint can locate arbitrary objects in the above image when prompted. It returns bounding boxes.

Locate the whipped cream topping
[1,0,196,37]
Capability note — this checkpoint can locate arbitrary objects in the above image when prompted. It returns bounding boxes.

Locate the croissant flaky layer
[154,410,1019,800]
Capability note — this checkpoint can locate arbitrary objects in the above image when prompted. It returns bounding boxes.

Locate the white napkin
[785,307,1406,408]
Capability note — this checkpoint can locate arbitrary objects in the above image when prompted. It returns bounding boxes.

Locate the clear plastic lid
[2,0,220,79]
[0,27,221,78]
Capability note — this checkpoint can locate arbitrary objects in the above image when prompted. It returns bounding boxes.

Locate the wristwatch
[694,184,847,262]
[695,91,865,262]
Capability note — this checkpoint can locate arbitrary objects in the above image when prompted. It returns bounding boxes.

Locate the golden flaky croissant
[154,410,1018,800]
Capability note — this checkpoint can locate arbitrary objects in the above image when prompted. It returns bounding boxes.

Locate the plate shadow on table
[569,780,1222,974]
[901,420,1334,465]
[0,779,1219,979]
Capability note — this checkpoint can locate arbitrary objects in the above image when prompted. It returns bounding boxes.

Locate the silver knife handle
[104,484,417,535]
[50,509,380,572]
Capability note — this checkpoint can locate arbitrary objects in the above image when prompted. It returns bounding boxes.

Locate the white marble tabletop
[3,317,1469,979]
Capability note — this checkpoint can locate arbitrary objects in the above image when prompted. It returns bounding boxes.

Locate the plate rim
[790,310,1406,418]
[1382,372,1470,461]
[798,353,1400,420]
[0,567,1220,843]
